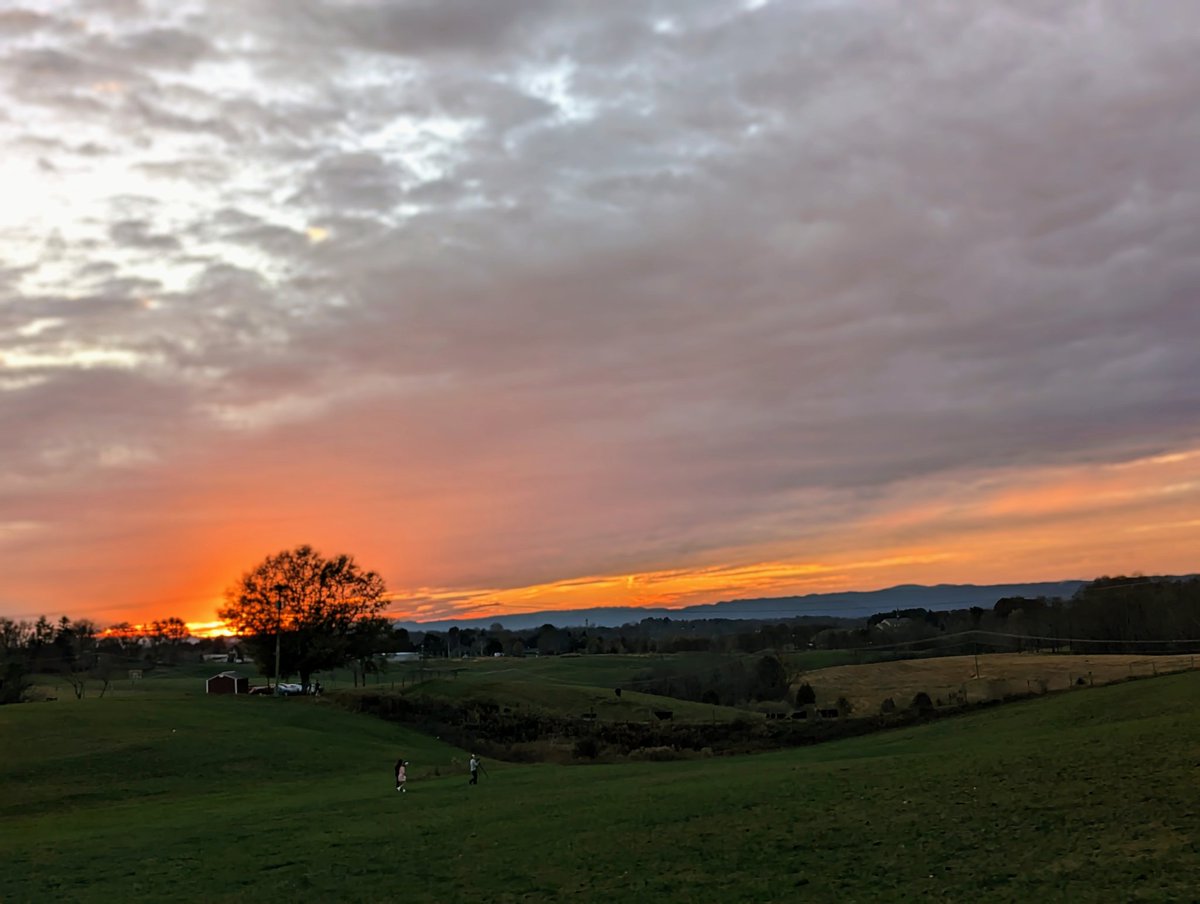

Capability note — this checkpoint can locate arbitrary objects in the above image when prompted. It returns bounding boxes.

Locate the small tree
[0,619,33,705]
[90,653,119,698]
[421,632,447,659]
[346,617,393,687]
[51,618,97,699]
[794,682,817,706]
[150,617,190,663]
[536,625,570,656]
[752,654,790,701]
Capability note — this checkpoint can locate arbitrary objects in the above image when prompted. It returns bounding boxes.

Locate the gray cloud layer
[2,0,1199,614]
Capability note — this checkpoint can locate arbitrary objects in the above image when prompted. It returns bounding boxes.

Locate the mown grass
[4,669,1200,902]
[801,652,1199,714]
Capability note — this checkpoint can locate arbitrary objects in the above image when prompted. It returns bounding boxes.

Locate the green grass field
[388,670,755,725]
[4,668,1200,902]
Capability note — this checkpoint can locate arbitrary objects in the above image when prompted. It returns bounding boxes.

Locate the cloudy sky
[2,0,1198,630]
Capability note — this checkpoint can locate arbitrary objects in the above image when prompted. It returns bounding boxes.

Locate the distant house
[206,671,249,694]
[202,653,232,663]
[386,651,421,663]
[875,617,914,632]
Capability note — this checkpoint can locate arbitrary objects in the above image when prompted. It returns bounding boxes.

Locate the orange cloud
[378,550,956,623]
[17,442,1200,634]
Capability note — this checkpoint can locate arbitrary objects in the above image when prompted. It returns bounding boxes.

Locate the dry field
[800,652,1199,714]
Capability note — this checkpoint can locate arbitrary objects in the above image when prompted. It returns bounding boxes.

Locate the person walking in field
[469,754,480,785]
[395,758,408,792]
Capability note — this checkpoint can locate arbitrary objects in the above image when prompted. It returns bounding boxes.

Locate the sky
[1,0,1198,632]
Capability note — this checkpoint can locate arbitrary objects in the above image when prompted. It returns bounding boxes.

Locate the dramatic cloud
[2,0,1199,626]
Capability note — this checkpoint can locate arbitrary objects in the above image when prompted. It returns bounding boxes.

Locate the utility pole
[273,587,284,695]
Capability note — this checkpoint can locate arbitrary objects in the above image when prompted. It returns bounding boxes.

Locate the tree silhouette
[150,617,190,662]
[752,654,789,701]
[219,545,388,689]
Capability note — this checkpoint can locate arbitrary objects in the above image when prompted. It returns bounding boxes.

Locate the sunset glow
[2,1,1198,631]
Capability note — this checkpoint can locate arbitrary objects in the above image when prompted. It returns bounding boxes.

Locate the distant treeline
[835,574,1200,656]
[0,615,236,704]
[415,614,858,659]
[3,574,1196,706]
[417,575,1200,658]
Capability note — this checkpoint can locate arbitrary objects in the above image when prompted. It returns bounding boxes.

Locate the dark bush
[573,737,599,759]
[795,683,817,705]
[752,655,790,701]
[911,691,934,714]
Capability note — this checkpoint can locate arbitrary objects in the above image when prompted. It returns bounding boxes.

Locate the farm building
[206,671,249,694]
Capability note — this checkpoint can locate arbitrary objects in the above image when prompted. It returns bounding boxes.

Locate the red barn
[206,671,249,694]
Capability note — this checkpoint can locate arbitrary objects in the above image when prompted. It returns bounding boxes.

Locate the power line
[853,628,1200,653]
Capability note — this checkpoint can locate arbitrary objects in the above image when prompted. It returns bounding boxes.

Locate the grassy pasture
[33,649,1198,724]
[4,668,1200,902]
[799,652,1198,715]
[28,655,751,723]
[388,671,754,724]
[26,660,256,701]
[306,653,664,693]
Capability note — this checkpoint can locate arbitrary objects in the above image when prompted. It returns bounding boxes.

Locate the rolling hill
[397,580,1088,630]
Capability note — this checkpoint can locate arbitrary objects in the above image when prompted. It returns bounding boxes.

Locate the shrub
[880,697,896,714]
[795,683,817,705]
[573,737,599,760]
[911,691,934,714]
[835,696,854,717]
[752,655,790,701]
